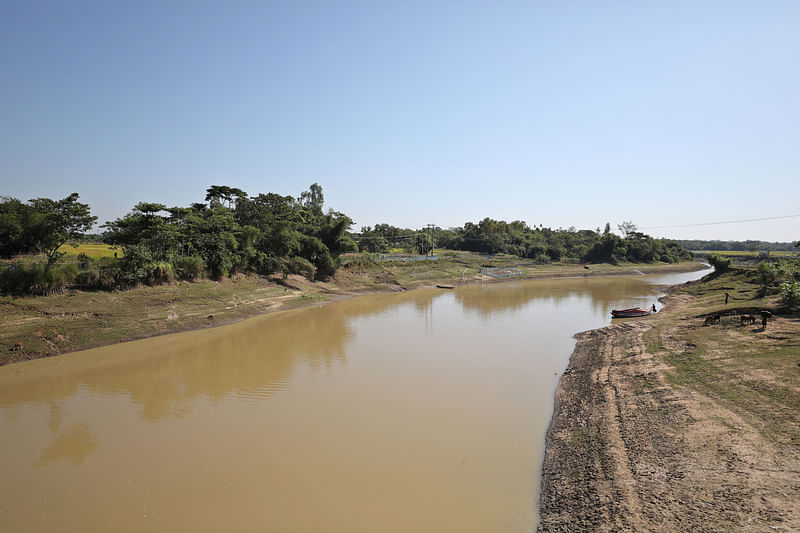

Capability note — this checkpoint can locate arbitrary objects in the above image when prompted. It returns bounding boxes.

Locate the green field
[692,250,797,257]
[57,243,122,259]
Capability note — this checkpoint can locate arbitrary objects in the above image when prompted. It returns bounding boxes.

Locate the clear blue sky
[1,0,798,242]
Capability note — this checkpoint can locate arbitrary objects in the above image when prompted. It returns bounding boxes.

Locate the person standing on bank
[761,310,772,328]
[725,292,730,305]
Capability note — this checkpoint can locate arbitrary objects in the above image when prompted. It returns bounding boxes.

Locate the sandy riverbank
[538,271,800,531]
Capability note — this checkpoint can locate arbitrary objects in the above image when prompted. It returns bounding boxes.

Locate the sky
[1,0,798,242]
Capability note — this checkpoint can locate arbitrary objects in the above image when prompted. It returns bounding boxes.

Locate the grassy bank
[653,267,800,448]
[0,255,703,365]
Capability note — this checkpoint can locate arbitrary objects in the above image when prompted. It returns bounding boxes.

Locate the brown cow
[740,314,756,326]
[704,316,715,326]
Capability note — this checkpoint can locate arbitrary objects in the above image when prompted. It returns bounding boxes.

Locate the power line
[353,234,417,241]
[641,214,800,230]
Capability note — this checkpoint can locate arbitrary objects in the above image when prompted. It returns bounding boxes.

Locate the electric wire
[641,214,800,230]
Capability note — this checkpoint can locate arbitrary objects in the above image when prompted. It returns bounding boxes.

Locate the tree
[617,221,637,238]
[103,202,178,261]
[28,193,97,266]
[299,182,324,213]
[205,185,247,208]
[0,197,31,258]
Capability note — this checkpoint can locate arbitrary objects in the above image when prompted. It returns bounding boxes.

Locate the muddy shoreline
[537,280,800,531]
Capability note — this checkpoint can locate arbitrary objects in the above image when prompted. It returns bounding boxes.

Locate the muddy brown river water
[0,270,707,532]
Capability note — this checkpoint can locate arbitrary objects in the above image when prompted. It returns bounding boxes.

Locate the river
[0,268,708,532]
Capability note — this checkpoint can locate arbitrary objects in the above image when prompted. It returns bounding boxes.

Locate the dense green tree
[676,239,798,252]
[356,227,391,253]
[103,183,352,283]
[104,202,180,261]
[0,197,31,258]
[357,217,690,265]
[0,194,96,263]
[29,193,97,266]
[299,182,324,213]
[205,185,248,208]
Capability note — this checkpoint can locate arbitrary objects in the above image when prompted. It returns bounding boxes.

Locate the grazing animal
[704,316,715,326]
[207,315,214,320]
[11,342,23,351]
[740,314,756,326]
[713,314,721,324]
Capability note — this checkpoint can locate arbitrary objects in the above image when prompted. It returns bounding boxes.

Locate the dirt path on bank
[538,291,800,532]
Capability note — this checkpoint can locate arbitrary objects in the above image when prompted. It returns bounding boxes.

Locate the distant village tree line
[2,185,692,294]
[676,240,798,252]
[358,220,692,265]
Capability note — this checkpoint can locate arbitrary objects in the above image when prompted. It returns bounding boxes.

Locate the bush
[756,258,799,296]
[757,261,778,287]
[533,253,551,264]
[342,254,379,270]
[118,244,154,286]
[77,252,90,270]
[74,259,118,290]
[287,256,316,280]
[780,281,800,308]
[707,253,732,274]
[173,255,205,281]
[546,245,566,261]
[254,254,287,277]
[149,261,175,285]
[0,261,77,295]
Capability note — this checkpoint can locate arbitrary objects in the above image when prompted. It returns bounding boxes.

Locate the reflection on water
[36,421,98,467]
[0,268,708,532]
[0,305,356,419]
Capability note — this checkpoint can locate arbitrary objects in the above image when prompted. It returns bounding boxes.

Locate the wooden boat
[611,307,652,318]
[436,284,455,289]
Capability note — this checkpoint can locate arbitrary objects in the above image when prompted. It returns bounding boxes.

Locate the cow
[740,314,756,326]
[704,316,715,326]
[10,342,22,351]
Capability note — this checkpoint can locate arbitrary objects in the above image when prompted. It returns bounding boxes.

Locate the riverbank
[0,256,703,365]
[538,268,800,532]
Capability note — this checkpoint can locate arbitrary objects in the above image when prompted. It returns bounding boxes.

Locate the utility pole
[425,223,436,257]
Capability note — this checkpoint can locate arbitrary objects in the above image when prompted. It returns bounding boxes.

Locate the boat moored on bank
[611,307,652,318]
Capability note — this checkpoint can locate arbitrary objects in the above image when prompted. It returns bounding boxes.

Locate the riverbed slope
[0,256,701,365]
[538,268,800,531]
